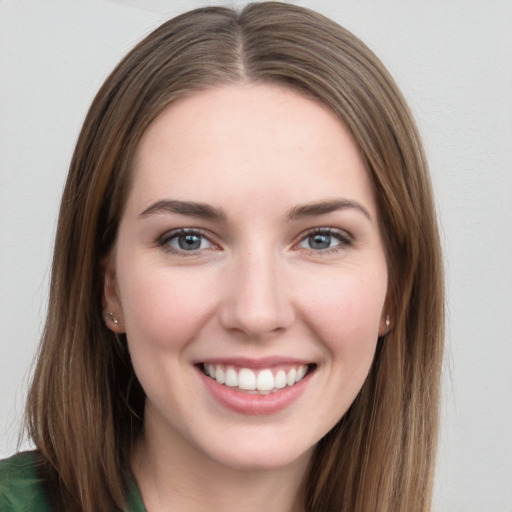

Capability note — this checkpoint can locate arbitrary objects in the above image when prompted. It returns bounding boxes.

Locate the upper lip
[194,356,314,369]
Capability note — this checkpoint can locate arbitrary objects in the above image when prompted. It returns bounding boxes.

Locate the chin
[197,432,316,473]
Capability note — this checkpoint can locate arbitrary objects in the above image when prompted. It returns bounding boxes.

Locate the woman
[0,2,444,511]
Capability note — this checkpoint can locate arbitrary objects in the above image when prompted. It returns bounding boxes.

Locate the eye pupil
[309,234,331,250]
[178,234,201,250]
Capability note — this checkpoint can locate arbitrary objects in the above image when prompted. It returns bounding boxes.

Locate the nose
[218,248,295,340]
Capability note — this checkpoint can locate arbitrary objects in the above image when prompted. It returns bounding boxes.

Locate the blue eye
[160,229,213,253]
[298,228,351,252]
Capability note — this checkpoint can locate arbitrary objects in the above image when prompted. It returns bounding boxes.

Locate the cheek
[300,269,386,424]
[299,268,387,357]
[117,263,217,351]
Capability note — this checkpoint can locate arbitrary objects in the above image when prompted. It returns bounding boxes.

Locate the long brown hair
[25,3,444,511]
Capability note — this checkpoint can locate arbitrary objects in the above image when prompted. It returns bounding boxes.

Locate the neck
[131,417,311,512]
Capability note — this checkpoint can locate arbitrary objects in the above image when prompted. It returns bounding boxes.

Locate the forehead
[127,84,375,216]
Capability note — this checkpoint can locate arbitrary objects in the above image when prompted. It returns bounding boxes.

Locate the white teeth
[238,368,256,390]
[286,368,296,386]
[204,363,310,392]
[215,366,225,384]
[225,367,238,387]
[256,369,274,391]
[296,364,308,382]
[274,370,287,389]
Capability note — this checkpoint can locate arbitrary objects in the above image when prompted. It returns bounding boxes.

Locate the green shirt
[0,452,146,511]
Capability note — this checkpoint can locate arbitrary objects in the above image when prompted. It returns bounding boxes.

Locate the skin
[104,84,390,511]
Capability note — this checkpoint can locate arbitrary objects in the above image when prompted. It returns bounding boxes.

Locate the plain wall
[1,1,511,510]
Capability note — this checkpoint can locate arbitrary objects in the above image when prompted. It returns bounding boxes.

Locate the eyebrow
[286,199,372,222]
[139,200,227,221]
[139,198,372,223]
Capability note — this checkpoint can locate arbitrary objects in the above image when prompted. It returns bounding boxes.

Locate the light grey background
[1,1,511,510]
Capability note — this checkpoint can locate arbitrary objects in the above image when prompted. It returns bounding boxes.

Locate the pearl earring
[385,315,390,328]
[108,312,119,325]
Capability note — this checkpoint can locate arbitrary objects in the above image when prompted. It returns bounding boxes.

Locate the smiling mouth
[199,363,315,394]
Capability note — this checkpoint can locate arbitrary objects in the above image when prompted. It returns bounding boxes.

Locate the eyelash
[157,228,215,256]
[156,227,353,256]
[297,227,353,254]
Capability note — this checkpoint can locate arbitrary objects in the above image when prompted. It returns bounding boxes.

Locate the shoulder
[0,451,52,511]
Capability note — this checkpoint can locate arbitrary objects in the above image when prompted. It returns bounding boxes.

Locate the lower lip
[198,368,312,415]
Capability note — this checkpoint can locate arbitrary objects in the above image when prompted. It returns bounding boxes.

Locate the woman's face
[105,84,389,472]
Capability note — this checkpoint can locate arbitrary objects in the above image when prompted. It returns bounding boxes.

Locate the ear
[378,312,391,337]
[378,290,394,337]
[101,253,125,333]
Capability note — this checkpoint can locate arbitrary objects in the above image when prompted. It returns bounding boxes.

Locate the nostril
[217,262,295,337]
[219,301,295,340]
